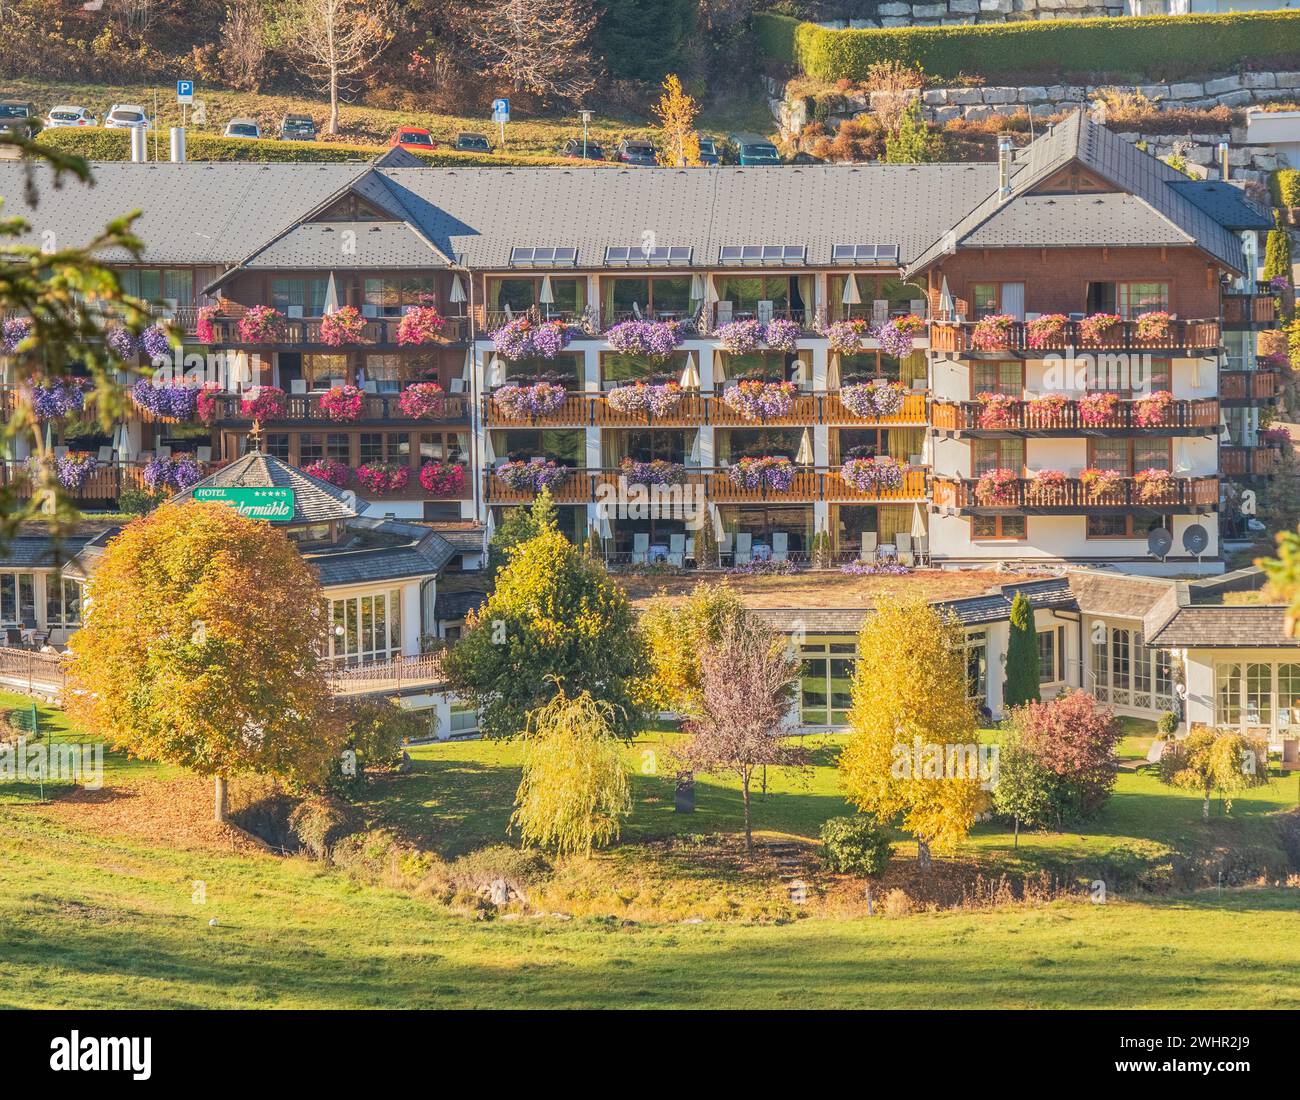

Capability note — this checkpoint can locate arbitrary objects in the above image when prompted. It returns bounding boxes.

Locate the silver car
[45,105,98,128]
[104,104,148,130]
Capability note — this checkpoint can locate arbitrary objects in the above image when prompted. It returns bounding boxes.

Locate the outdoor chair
[715,301,733,326]
[771,532,789,562]
[668,533,686,567]
[4,628,22,647]
[916,535,930,566]
[734,532,753,566]
[196,446,212,463]
[860,531,877,562]
[290,379,308,394]
[631,532,650,565]
[896,532,914,567]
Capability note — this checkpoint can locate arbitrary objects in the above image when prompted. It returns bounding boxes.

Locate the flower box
[396,305,447,346]
[1026,468,1066,504]
[397,381,447,419]
[56,451,99,491]
[237,305,287,344]
[319,306,366,346]
[971,314,1016,352]
[491,381,568,420]
[195,305,218,344]
[605,380,684,420]
[840,456,906,493]
[143,454,202,493]
[1080,467,1123,500]
[1078,313,1122,344]
[239,385,288,421]
[822,319,870,355]
[495,459,568,492]
[28,378,87,421]
[605,319,682,359]
[419,461,466,496]
[875,314,925,358]
[715,319,763,354]
[303,458,351,488]
[320,384,365,422]
[1133,389,1172,427]
[619,458,687,486]
[1134,466,1175,503]
[355,462,411,494]
[974,467,1020,507]
[491,317,573,360]
[763,317,802,353]
[1026,393,1069,425]
[1025,313,1069,349]
[976,391,1019,429]
[131,378,200,421]
[727,455,794,492]
[1134,310,1172,342]
[1077,391,1119,427]
[721,379,796,421]
[841,380,906,419]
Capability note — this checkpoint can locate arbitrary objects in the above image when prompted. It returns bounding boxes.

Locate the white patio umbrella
[841,272,861,306]
[704,274,719,304]
[483,431,496,463]
[911,502,927,538]
[711,505,725,541]
[323,271,340,315]
[827,353,841,391]
[449,275,466,313]
[689,273,704,301]
[488,355,506,388]
[679,352,700,390]
[796,428,814,466]
[485,508,496,540]
[598,511,613,541]
[689,429,702,465]
[539,275,554,318]
[939,276,954,319]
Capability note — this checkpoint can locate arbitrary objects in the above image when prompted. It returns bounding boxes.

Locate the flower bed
[131,378,200,421]
[354,462,411,494]
[619,458,687,486]
[763,317,802,353]
[840,455,907,493]
[56,451,98,491]
[238,306,287,344]
[320,384,365,421]
[1078,312,1122,344]
[319,306,366,346]
[971,314,1016,352]
[604,319,682,359]
[28,378,87,421]
[239,386,287,421]
[721,379,796,421]
[1026,468,1067,504]
[1078,391,1119,427]
[2,316,33,355]
[303,458,352,488]
[715,319,764,354]
[875,314,925,358]
[822,318,870,355]
[974,467,1020,507]
[840,379,906,419]
[840,560,911,576]
[419,461,466,496]
[397,381,447,419]
[396,305,446,346]
[727,455,794,492]
[491,381,568,419]
[1135,310,1172,342]
[605,380,684,419]
[1080,467,1123,499]
[1025,313,1069,349]
[1133,389,1172,427]
[142,454,202,493]
[495,459,569,492]
[1134,466,1175,503]
[976,391,1018,429]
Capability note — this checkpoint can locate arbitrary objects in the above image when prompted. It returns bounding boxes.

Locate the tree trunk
[865,882,874,916]
[1203,791,1211,821]
[1014,815,1020,849]
[917,838,931,869]
[214,774,228,823]
[741,772,753,855]
[329,67,340,136]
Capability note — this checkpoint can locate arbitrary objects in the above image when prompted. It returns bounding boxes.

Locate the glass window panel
[1216,663,1242,726]
[1246,663,1273,727]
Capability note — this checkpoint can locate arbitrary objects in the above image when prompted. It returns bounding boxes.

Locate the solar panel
[510,246,578,266]
[604,245,693,265]
[831,244,900,264]
[718,244,806,265]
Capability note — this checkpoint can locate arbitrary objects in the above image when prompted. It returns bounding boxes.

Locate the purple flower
[106,327,137,361]
[763,318,801,353]
[139,324,172,362]
[490,318,572,361]
[56,452,98,490]
[141,454,203,492]
[491,382,568,419]
[605,320,683,359]
[874,319,916,358]
[2,317,33,355]
[528,321,571,359]
[29,378,87,421]
[715,319,763,355]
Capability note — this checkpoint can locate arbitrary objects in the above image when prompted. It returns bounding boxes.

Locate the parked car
[104,104,148,130]
[279,114,316,141]
[615,138,657,166]
[389,127,436,152]
[223,118,261,140]
[730,133,781,166]
[0,99,40,139]
[453,132,492,153]
[789,151,825,165]
[696,135,721,166]
[559,138,605,161]
[44,105,97,129]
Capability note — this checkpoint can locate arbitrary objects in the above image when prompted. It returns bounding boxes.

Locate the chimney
[129,126,147,163]
[997,136,1013,201]
[169,127,186,163]
[1218,141,1230,181]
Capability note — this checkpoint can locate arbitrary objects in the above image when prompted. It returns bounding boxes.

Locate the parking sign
[177,80,194,104]
[491,98,509,123]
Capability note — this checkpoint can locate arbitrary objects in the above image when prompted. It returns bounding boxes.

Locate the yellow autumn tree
[653,73,701,167]
[840,597,987,863]
[67,501,341,821]
[640,581,746,713]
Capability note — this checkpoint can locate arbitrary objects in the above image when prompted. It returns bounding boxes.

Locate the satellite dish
[1183,524,1209,556]
[1147,527,1173,559]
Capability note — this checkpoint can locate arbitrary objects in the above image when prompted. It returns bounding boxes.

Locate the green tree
[487,489,557,579]
[327,697,426,799]
[1160,725,1268,820]
[1264,217,1293,286]
[820,815,893,875]
[512,690,632,856]
[990,723,1054,847]
[445,524,648,738]
[883,100,946,164]
[640,581,746,712]
[595,0,694,83]
[1003,591,1041,710]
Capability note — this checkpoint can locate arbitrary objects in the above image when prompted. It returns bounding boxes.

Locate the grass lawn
[7,78,774,160]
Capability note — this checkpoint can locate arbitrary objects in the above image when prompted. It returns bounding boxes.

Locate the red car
[389,127,437,153]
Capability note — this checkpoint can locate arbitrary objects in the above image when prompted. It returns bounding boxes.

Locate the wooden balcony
[931,474,1219,515]
[208,313,470,348]
[1220,445,1280,477]
[930,397,1220,436]
[484,465,928,505]
[928,318,1221,355]
[204,390,469,425]
[0,459,217,502]
[1222,294,1277,325]
[481,389,928,429]
[1220,369,1280,404]
[325,651,449,696]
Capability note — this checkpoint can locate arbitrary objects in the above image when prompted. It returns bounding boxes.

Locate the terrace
[1221,292,1277,326]
[1220,444,1280,478]
[931,474,1219,515]
[0,458,218,504]
[1220,367,1280,405]
[930,397,1220,436]
[203,389,470,425]
[206,312,471,348]
[928,318,1222,356]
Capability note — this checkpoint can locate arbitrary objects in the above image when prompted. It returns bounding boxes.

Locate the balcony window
[607,428,687,464]
[120,268,194,309]
[601,351,685,386]
[719,350,797,384]
[1089,357,1169,395]
[266,433,291,461]
[834,427,921,464]
[329,589,402,664]
[505,351,581,386]
[45,575,81,629]
[271,278,327,317]
[1087,281,1168,318]
[972,361,1023,397]
[419,431,468,464]
[492,428,584,466]
[840,351,901,384]
[363,277,436,318]
[363,354,404,394]
[714,274,811,319]
[961,629,988,705]
[359,432,410,465]
[972,437,1023,476]
[1086,510,1166,539]
[1037,626,1066,684]
[718,427,801,464]
[602,276,691,320]
[970,282,1024,320]
[830,275,921,321]
[299,432,351,465]
[716,503,812,554]
[304,354,347,390]
[799,637,856,727]
[1087,437,1170,474]
[487,277,584,315]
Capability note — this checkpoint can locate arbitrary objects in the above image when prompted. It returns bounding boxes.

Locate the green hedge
[36,128,578,167]
[1276,168,1300,208]
[755,10,1300,82]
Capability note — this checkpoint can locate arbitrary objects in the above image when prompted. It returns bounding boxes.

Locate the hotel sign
[193,486,295,520]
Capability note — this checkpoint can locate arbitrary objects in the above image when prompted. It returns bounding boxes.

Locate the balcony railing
[930,397,1220,435]
[484,465,929,505]
[928,318,1221,355]
[1222,294,1277,325]
[0,459,217,502]
[1220,445,1280,477]
[482,389,928,428]
[204,390,469,424]
[208,313,470,347]
[1220,369,1280,403]
[931,474,1219,514]
[324,650,449,696]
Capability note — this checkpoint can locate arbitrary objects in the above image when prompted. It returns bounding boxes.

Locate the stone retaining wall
[816,0,1123,27]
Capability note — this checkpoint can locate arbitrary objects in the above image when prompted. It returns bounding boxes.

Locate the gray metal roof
[908,111,1249,275]
[241,220,444,269]
[1167,180,1274,231]
[0,535,95,571]
[306,518,456,586]
[169,450,365,523]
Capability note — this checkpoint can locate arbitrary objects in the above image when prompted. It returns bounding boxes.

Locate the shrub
[1157,711,1179,737]
[820,815,893,875]
[117,487,166,515]
[755,10,1300,83]
[880,888,916,917]
[1275,168,1300,208]
[289,795,360,859]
